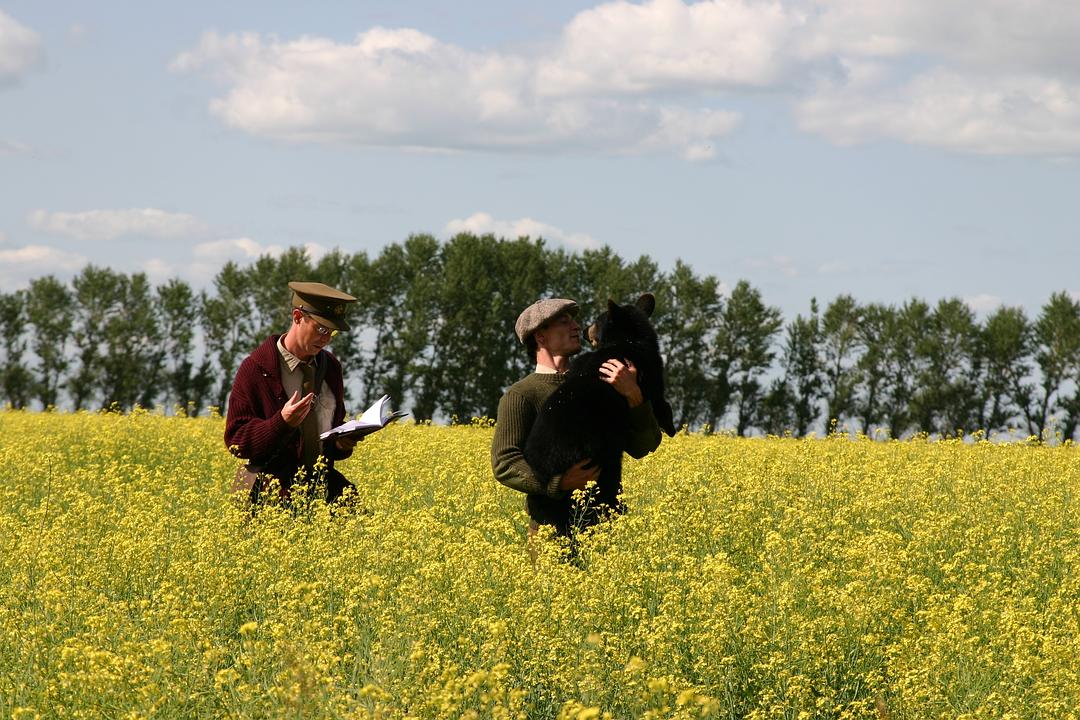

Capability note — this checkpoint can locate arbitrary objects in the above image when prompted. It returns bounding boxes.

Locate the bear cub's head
[587,293,677,437]
[587,293,657,349]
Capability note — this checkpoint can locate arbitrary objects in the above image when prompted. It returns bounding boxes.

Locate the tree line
[2,234,1079,440]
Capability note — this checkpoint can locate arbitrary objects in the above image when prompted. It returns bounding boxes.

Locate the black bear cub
[524,293,676,533]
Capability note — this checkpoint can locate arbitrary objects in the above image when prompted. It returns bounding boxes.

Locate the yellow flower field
[1,409,1078,719]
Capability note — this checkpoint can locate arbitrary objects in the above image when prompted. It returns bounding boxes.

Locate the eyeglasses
[301,309,338,338]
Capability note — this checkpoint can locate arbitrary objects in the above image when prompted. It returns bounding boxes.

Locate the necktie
[300,361,321,471]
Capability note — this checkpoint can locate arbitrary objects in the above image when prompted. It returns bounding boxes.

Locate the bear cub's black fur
[524,293,676,531]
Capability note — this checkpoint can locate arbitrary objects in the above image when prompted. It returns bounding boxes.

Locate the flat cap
[289,281,357,332]
[515,298,578,344]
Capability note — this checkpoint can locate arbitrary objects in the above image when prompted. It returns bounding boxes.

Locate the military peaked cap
[289,281,357,332]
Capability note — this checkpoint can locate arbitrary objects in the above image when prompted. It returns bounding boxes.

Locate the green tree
[820,295,862,431]
[202,262,258,412]
[1059,373,1080,442]
[1022,292,1080,440]
[619,255,664,308]
[780,299,824,436]
[156,278,213,415]
[552,247,661,326]
[26,276,74,409]
[552,247,625,323]
[975,306,1031,435]
[99,272,162,409]
[0,290,33,408]
[247,248,314,340]
[714,280,783,436]
[312,248,366,404]
[910,298,980,436]
[358,235,444,419]
[879,299,928,439]
[853,303,892,436]
[69,266,125,410]
[652,260,722,430]
[432,234,554,421]
[496,237,556,385]
[760,376,795,436]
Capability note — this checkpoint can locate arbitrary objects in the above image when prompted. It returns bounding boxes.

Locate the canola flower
[0,408,1078,719]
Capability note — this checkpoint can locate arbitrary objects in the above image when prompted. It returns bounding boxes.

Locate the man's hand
[559,458,600,492]
[335,435,361,453]
[600,358,643,407]
[281,390,316,427]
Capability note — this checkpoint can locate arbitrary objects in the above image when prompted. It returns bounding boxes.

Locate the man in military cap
[225,281,359,503]
[491,298,661,540]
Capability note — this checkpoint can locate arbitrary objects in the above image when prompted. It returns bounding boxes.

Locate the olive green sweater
[491,372,662,499]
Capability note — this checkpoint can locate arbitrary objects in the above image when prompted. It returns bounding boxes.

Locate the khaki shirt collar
[277,336,310,373]
[535,363,558,374]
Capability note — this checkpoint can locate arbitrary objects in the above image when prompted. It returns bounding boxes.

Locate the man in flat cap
[491,298,661,542]
[225,281,359,504]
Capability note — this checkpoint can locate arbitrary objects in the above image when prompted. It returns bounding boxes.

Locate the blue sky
[2,0,1079,320]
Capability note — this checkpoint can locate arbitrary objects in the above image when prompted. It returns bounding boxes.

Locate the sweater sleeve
[624,399,662,459]
[224,361,295,465]
[491,388,564,498]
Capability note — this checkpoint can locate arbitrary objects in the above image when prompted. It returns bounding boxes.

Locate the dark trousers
[240,466,354,506]
[526,489,625,537]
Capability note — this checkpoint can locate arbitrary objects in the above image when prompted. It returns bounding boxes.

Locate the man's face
[291,308,336,358]
[535,312,581,357]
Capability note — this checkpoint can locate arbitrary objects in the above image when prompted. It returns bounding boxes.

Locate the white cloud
[67,24,88,43]
[170,3,751,159]
[536,0,801,95]
[173,0,1080,159]
[964,293,1003,312]
[775,256,799,278]
[193,236,282,262]
[817,260,848,274]
[27,208,206,241]
[444,212,598,250]
[0,244,87,289]
[798,69,1080,157]
[795,0,1080,156]
[295,241,329,265]
[801,0,1080,74]
[745,254,799,278]
[0,10,42,84]
[0,139,32,156]
[141,258,175,285]
[187,238,328,286]
[637,107,739,160]
[192,237,328,263]
[172,28,556,148]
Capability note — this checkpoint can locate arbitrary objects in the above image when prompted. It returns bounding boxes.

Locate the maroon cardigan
[224,335,352,482]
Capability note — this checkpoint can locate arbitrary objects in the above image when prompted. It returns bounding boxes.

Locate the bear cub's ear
[636,293,655,317]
